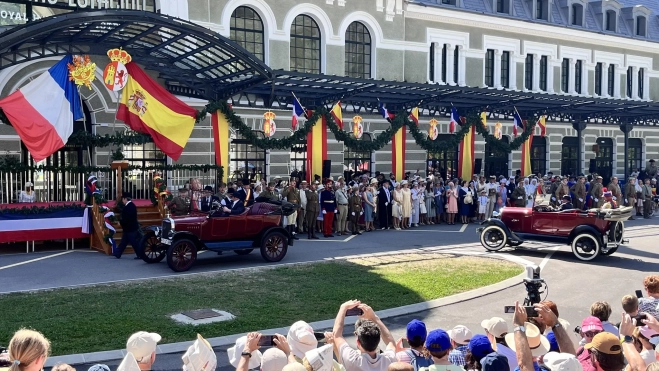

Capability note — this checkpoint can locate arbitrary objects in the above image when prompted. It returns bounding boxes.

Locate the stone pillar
[582,62,591,96]
[572,120,587,175]
[547,58,555,93]
[457,45,466,86]
[568,58,576,94]
[601,62,609,97]
[532,54,540,92]
[620,123,633,178]
[434,42,443,84]
[494,50,502,89]
[631,66,639,100]
[509,54,518,90]
[643,68,650,100]
[446,44,455,86]
[613,64,621,98]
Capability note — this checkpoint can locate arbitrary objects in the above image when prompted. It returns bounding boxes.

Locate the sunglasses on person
[585,331,601,338]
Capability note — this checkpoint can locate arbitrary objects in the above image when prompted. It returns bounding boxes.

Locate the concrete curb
[44,251,527,367]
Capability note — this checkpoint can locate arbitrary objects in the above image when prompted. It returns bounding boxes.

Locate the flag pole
[291,91,309,119]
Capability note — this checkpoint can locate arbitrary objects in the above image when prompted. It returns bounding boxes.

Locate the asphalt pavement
[2,217,658,371]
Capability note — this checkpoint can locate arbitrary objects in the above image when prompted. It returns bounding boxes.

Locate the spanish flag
[409,107,419,125]
[117,63,197,161]
[392,126,406,181]
[306,112,327,182]
[521,122,533,177]
[212,112,230,184]
[537,115,546,136]
[458,123,475,179]
[330,101,343,130]
[480,111,487,128]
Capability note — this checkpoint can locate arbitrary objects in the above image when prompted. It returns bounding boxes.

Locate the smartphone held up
[503,305,538,317]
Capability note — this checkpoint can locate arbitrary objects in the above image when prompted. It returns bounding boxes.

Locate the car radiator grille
[161,220,172,237]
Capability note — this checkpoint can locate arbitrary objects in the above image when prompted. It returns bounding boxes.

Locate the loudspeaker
[589,159,597,174]
[474,159,483,175]
[322,160,331,179]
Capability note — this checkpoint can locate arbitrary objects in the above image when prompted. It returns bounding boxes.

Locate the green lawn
[0,254,521,356]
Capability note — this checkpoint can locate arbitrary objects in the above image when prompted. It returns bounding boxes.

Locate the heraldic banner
[391,126,406,181]
[306,113,327,182]
[116,62,197,161]
[212,112,230,184]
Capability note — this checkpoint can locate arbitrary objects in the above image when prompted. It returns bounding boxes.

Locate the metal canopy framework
[0,10,272,100]
[236,71,659,126]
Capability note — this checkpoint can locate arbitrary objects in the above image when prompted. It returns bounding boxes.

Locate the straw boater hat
[504,322,550,358]
[370,178,378,184]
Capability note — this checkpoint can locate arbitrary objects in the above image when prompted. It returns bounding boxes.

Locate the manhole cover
[181,309,221,320]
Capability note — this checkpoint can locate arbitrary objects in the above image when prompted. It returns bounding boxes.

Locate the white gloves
[517,196,523,200]
[625,199,628,204]
[551,197,556,201]
[385,202,388,206]
[613,196,617,200]
[594,198,598,202]
[352,212,355,216]
[360,212,363,215]
[322,210,327,214]
[579,198,583,202]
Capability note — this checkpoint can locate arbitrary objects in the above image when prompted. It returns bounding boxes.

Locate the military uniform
[349,193,363,234]
[607,182,622,203]
[169,196,190,215]
[305,189,320,239]
[647,163,658,179]
[549,181,560,206]
[571,181,586,210]
[624,181,637,208]
[320,187,336,237]
[590,181,604,208]
[281,186,300,239]
[555,183,569,205]
[260,189,280,202]
[511,186,527,207]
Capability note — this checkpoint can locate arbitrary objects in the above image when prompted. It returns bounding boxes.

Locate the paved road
[2,218,657,371]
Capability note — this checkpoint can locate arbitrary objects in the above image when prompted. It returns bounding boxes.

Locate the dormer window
[636,16,647,36]
[536,0,549,20]
[495,0,511,14]
[441,0,458,5]
[605,9,617,31]
[571,3,584,25]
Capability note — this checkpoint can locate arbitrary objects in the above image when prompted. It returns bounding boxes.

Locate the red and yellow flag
[521,132,534,177]
[480,111,487,128]
[330,101,343,130]
[306,113,327,182]
[211,112,230,184]
[458,124,475,178]
[116,62,197,161]
[409,107,419,125]
[537,115,546,137]
[392,126,406,181]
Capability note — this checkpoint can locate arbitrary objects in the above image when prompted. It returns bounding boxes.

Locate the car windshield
[534,194,551,208]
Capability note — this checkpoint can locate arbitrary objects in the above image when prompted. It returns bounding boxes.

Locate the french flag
[0,55,83,162]
[513,111,524,137]
[379,101,395,121]
[449,106,460,134]
[292,96,305,130]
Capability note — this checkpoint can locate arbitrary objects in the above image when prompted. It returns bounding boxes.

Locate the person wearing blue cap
[480,353,510,371]
[417,329,462,371]
[466,335,495,371]
[545,332,559,353]
[396,319,432,369]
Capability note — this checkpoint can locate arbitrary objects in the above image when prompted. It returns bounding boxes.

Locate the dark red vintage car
[477,196,631,261]
[139,201,295,272]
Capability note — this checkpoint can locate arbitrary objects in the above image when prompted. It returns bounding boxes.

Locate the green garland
[474,116,536,152]
[68,131,153,147]
[0,203,85,215]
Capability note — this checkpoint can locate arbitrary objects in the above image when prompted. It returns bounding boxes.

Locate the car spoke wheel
[480,225,508,252]
[571,233,600,261]
[140,232,166,264]
[260,231,288,262]
[234,249,254,256]
[166,239,198,272]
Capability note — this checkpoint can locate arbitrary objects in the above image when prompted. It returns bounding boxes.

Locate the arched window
[230,131,267,183]
[485,136,510,177]
[344,133,372,176]
[345,21,372,79]
[427,135,458,180]
[230,6,265,61]
[290,15,321,74]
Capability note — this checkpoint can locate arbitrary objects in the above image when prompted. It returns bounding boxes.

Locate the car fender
[479,218,514,239]
[569,225,603,245]
[142,225,160,236]
[171,231,202,247]
[257,226,293,246]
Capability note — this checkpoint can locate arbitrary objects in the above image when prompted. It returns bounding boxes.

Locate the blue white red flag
[449,107,460,134]
[513,111,524,137]
[292,96,305,130]
[378,101,395,121]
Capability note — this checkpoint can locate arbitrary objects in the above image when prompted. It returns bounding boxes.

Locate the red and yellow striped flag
[537,115,546,136]
[480,111,487,128]
[409,107,419,125]
[392,126,406,181]
[116,62,197,161]
[306,113,327,182]
[458,123,475,178]
[521,127,533,177]
[211,112,230,184]
[330,101,343,130]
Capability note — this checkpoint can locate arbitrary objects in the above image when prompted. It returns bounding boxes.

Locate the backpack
[405,349,434,371]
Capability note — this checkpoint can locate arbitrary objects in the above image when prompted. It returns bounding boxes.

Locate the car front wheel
[140,232,166,264]
[260,231,288,262]
[480,225,508,252]
[571,233,600,261]
[166,238,198,272]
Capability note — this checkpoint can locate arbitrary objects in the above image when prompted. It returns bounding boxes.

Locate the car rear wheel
[480,225,508,252]
[166,238,198,272]
[260,231,288,262]
[140,232,167,264]
[571,233,600,261]
[234,249,254,256]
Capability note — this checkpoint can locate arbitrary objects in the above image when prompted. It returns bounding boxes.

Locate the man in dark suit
[113,192,143,259]
[200,186,220,212]
[377,180,392,230]
[557,195,574,211]
[217,191,245,217]
[235,179,254,207]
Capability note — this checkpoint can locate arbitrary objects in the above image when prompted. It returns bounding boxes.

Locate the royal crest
[263,111,277,137]
[67,55,96,90]
[352,116,363,139]
[127,89,148,116]
[428,118,439,140]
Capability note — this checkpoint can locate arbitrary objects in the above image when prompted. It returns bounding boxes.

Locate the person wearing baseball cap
[421,329,462,371]
[481,318,517,371]
[447,325,472,366]
[126,331,161,371]
[467,335,495,370]
[480,353,510,371]
[582,332,626,371]
[396,319,430,364]
[542,352,582,371]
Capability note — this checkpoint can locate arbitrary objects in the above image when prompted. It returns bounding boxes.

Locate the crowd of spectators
[3,276,659,371]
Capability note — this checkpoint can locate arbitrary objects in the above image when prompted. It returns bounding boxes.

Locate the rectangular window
[501,51,510,88]
[561,58,570,93]
[429,44,435,82]
[628,138,643,174]
[636,16,647,37]
[638,68,645,98]
[575,60,582,94]
[525,54,534,90]
[608,64,615,96]
[627,66,633,98]
[442,44,447,84]
[485,49,495,87]
[595,62,602,96]
[454,46,459,84]
[531,137,547,176]
[571,4,583,26]
[497,0,506,13]
[539,55,548,91]
[536,0,544,19]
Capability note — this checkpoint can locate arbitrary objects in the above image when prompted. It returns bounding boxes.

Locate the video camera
[523,265,546,306]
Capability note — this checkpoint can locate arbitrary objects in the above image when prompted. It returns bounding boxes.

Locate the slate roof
[412,0,659,43]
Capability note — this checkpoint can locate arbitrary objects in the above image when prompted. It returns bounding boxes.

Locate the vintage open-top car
[477,195,631,261]
[139,200,297,272]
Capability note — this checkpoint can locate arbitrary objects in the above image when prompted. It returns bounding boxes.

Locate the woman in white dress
[401,180,412,229]
[19,181,36,203]
[392,183,403,230]
[410,182,420,227]
[418,183,427,225]
[524,178,536,208]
